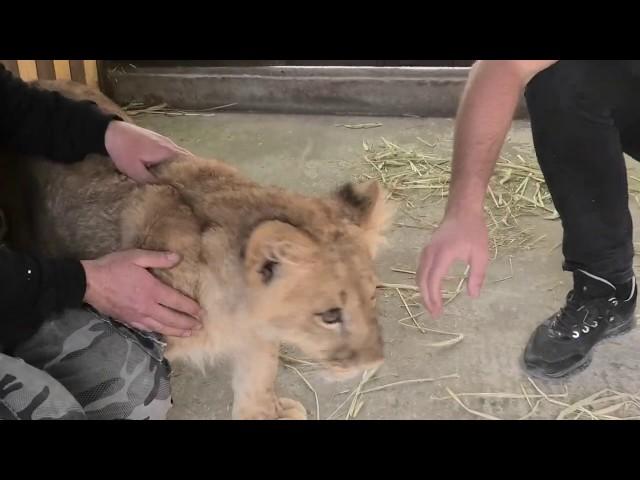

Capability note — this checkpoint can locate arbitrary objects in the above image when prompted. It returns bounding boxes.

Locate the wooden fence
[0,60,100,88]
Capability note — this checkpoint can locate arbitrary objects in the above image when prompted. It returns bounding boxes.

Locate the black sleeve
[0,64,119,163]
[0,65,122,346]
[0,248,87,348]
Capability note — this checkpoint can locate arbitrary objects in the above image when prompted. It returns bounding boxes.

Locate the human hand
[81,249,203,337]
[416,212,489,317]
[105,121,190,183]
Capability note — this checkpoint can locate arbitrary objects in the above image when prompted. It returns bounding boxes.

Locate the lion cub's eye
[316,308,343,325]
[259,260,278,284]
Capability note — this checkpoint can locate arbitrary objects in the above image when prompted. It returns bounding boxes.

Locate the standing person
[418,60,638,379]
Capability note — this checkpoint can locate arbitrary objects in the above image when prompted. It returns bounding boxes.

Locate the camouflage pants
[0,307,172,420]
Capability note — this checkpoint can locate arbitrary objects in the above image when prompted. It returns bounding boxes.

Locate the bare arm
[447,60,558,217]
[417,60,558,316]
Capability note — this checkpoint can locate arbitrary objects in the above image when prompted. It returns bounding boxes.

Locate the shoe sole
[522,316,637,381]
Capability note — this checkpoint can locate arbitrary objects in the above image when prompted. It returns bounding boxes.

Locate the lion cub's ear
[244,221,316,286]
[334,181,395,257]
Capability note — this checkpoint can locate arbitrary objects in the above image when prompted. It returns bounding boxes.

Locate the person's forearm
[0,249,86,322]
[445,61,526,219]
[0,64,119,163]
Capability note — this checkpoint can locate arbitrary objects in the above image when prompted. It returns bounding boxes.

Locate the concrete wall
[106,66,528,119]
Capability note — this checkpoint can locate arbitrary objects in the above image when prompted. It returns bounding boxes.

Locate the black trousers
[525,60,640,285]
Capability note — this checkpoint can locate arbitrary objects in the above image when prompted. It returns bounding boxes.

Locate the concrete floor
[135,112,640,420]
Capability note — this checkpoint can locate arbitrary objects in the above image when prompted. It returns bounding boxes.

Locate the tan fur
[2,81,395,420]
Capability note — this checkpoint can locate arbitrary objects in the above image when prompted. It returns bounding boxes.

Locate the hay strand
[446,387,501,420]
[360,374,460,395]
[361,137,559,256]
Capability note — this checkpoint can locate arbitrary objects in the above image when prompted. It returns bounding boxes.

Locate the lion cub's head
[242,181,394,381]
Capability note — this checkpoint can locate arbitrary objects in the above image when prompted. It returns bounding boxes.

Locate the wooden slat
[5,60,103,90]
[17,60,38,81]
[96,60,108,93]
[69,60,85,83]
[35,60,56,80]
[83,60,99,88]
[1,60,19,75]
[53,60,71,80]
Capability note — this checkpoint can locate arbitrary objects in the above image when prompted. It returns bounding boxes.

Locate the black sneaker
[523,270,637,379]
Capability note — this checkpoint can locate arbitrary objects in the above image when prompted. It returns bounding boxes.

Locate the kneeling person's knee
[12,308,173,420]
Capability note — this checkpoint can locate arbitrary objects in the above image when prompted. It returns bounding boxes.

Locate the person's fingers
[417,247,434,312]
[129,250,181,269]
[116,156,157,183]
[467,248,489,298]
[130,322,151,332]
[149,303,202,331]
[154,281,203,320]
[170,143,191,155]
[143,146,188,166]
[138,316,193,338]
[129,161,157,183]
[425,253,455,317]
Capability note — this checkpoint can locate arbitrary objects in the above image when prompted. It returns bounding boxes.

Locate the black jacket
[0,64,118,347]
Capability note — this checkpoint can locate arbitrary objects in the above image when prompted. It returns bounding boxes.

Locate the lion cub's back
[29,154,137,259]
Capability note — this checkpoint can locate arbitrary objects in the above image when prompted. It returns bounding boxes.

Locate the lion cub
[8,80,394,419]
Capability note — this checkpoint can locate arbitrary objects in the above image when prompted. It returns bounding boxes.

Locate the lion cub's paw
[276,397,308,420]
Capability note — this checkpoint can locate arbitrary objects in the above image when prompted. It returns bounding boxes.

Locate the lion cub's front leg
[231,341,307,420]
